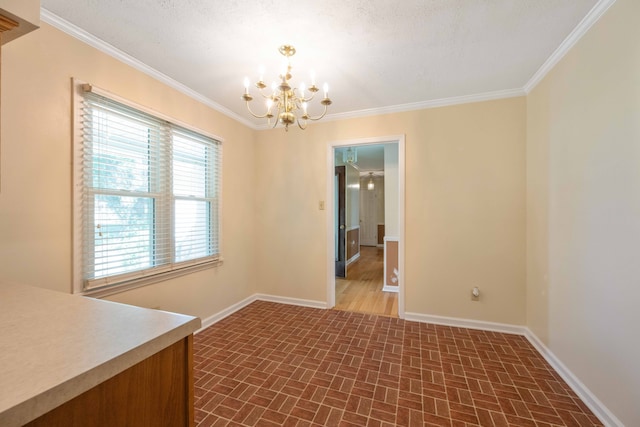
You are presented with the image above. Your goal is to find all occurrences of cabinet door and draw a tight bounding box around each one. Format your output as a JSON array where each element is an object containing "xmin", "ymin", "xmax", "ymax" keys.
[{"xmin": 26, "ymin": 335, "xmax": 194, "ymax": 427}]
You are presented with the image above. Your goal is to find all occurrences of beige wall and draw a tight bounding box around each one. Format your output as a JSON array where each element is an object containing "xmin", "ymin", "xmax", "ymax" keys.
[
  {"xmin": 2, "ymin": 8, "xmax": 635, "ymax": 423},
  {"xmin": 5, "ymin": 9, "xmax": 631, "ymax": 423},
  {"xmin": 0, "ymin": 23, "xmax": 257, "ymax": 320},
  {"xmin": 255, "ymin": 98, "xmax": 527, "ymax": 324},
  {"xmin": 526, "ymin": 0, "xmax": 640, "ymax": 424}
]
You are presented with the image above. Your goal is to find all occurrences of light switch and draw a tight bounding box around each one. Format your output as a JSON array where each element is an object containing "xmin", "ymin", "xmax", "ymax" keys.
[{"xmin": 319, "ymin": 201, "xmax": 325, "ymax": 210}]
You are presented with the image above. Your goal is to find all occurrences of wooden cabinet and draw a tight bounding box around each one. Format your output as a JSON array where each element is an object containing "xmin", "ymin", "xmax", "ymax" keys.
[
  {"xmin": 0, "ymin": 282, "xmax": 200, "ymax": 427},
  {"xmin": 25, "ymin": 336, "xmax": 195, "ymax": 427}
]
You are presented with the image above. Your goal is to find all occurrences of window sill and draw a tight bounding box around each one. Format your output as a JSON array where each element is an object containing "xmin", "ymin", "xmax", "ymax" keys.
[{"xmin": 79, "ymin": 258, "xmax": 223, "ymax": 299}]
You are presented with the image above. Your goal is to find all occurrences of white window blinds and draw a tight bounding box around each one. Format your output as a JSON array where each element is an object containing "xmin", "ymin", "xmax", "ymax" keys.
[{"xmin": 78, "ymin": 87, "xmax": 221, "ymax": 292}]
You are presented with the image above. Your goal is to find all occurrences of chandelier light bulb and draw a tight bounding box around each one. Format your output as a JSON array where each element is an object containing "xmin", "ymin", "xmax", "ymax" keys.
[
  {"xmin": 323, "ymin": 83, "xmax": 329, "ymax": 98},
  {"xmin": 258, "ymin": 65, "xmax": 265, "ymax": 82},
  {"xmin": 310, "ymin": 70, "xmax": 316, "ymax": 86},
  {"xmin": 243, "ymin": 77, "xmax": 249, "ymax": 92},
  {"xmin": 300, "ymin": 82, "xmax": 305, "ymax": 99}
]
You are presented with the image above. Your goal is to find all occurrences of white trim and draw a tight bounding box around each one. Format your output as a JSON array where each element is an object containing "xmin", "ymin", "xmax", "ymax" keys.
[
  {"xmin": 523, "ymin": 329, "xmax": 623, "ymax": 427},
  {"xmin": 404, "ymin": 312, "xmax": 526, "ymax": 335},
  {"xmin": 258, "ymin": 89, "xmax": 525, "ymax": 130},
  {"xmin": 523, "ymin": 0, "xmax": 617, "ymax": 93},
  {"xmin": 40, "ymin": 8, "xmax": 256, "ymax": 130},
  {"xmin": 346, "ymin": 225, "xmax": 360, "ymax": 231},
  {"xmin": 88, "ymin": 260, "xmax": 223, "ymax": 299},
  {"xmin": 196, "ymin": 294, "xmax": 258, "ymax": 333},
  {"xmin": 401, "ymin": 310, "xmax": 619, "ymax": 427},
  {"xmin": 253, "ymin": 294, "xmax": 327, "ymax": 309},
  {"xmin": 81, "ymin": 83, "xmax": 225, "ymax": 142},
  {"xmin": 196, "ymin": 293, "xmax": 326, "ymax": 333},
  {"xmin": 396, "ymin": 138, "xmax": 405, "ymax": 319},
  {"xmin": 327, "ymin": 135, "xmax": 405, "ymax": 318},
  {"xmin": 382, "ymin": 285, "xmax": 399, "ymax": 293},
  {"xmin": 72, "ymin": 78, "xmax": 224, "ymax": 296},
  {"xmin": 43, "ymin": 2, "xmax": 615, "ymax": 130},
  {"xmin": 195, "ymin": 294, "xmax": 618, "ymax": 426},
  {"xmin": 44, "ymin": 6, "xmax": 522, "ymax": 132},
  {"xmin": 346, "ymin": 252, "xmax": 360, "ymax": 266}
]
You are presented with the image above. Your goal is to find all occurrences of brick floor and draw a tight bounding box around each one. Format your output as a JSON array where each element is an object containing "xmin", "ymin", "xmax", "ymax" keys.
[{"xmin": 193, "ymin": 301, "xmax": 602, "ymax": 426}]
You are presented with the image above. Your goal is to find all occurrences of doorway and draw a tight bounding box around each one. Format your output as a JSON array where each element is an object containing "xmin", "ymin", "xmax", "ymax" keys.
[{"xmin": 326, "ymin": 135, "xmax": 405, "ymax": 318}]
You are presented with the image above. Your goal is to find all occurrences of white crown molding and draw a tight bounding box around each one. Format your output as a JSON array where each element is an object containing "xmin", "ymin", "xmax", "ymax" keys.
[
  {"xmin": 42, "ymin": 0, "xmax": 614, "ymax": 130},
  {"xmin": 254, "ymin": 87, "xmax": 526, "ymax": 130},
  {"xmin": 523, "ymin": 329, "xmax": 623, "ymax": 427},
  {"xmin": 523, "ymin": 0, "xmax": 617, "ymax": 93},
  {"xmin": 324, "ymin": 88, "xmax": 526, "ymax": 123},
  {"xmin": 40, "ymin": 8, "xmax": 258, "ymax": 130}
]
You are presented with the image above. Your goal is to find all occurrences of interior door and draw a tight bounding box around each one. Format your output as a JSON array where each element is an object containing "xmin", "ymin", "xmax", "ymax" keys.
[
  {"xmin": 335, "ymin": 165, "xmax": 346, "ymax": 278},
  {"xmin": 360, "ymin": 183, "xmax": 378, "ymax": 246}
]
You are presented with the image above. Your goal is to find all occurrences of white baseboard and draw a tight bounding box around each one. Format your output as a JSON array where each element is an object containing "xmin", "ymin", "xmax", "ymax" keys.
[
  {"xmin": 196, "ymin": 295, "xmax": 619, "ymax": 426},
  {"xmin": 254, "ymin": 293, "xmax": 327, "ymax": 309},
  {"xmin": 404, "ymin": 311, "xmax": 526, "ymax": 335},
  {"xmin": 196, "ymin": 293, "xmax": 327, "ymax": 333},
  {"xmin": 523, "ymin": 329, "xmax": 623, "ymax": 427},
  {"xmin": 402, "ymin": 311, "xmax": 619, "ymax": 426},
  {"xmin": 346, "ymin": 253, "xmax": 360, "ymax": 266},
  {"xmin": 382, "ymin": 285, "xmax": 399, "ymax": 293},
  {"xmin": 196, "ymin": 294, "xmax": 258, "ymax": 332}
]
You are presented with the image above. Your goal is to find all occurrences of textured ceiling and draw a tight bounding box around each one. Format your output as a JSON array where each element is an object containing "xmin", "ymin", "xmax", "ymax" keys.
[{"xmin": 41, "ymin": 0, "xmax": 599, "ymax": 128}]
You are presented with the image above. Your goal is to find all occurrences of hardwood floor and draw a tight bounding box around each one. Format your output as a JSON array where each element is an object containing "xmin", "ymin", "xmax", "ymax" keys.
[{"xmin": 334, "ymin": 246, "xmax": 398, "ymax": 317}]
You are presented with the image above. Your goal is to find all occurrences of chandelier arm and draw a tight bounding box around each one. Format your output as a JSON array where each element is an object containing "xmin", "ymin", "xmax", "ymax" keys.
[
  {"xmin": 296, "ymin": 117, "xmax": 307, "ymax": 130},
  {"xmin": 244, "ymin": 100, "xmax": 273, "ymax": 119},
  {"xmin": 300, "ymin": 92, "xmax": 316, "ymax": 103},
  {"xmin": 258, "ymin": 87, "xmax": 274, "ymax": 99},
  {"xmin": 306, "ymin": 104, "xmax": 330, "ymax": 121}
]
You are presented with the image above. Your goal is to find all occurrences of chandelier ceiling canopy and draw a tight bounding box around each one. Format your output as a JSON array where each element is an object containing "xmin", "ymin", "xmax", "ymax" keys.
[{"xmin": 242, "ymin": 45, "xmax": 332, "ymax": 131}]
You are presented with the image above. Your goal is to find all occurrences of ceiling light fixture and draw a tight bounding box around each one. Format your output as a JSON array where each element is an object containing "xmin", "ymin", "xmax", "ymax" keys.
[
  {"xmin": 343, "ymin": 148, "xmax": 357, "ymax": 164},
  {"xmin": 367, "ymin": 172, "xmax": 375, "ymax": 191},
  {"xmin": 242, "ymin": 45, "xmax": 332, "ymax": 131}
]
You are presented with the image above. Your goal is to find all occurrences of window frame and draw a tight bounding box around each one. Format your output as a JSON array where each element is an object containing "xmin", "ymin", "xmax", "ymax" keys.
[{"xmin": 72, "ymin": 80, "xmax": 223, "ymax": 297}]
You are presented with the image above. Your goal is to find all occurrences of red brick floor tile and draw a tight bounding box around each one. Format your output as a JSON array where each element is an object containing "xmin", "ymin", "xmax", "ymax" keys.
[{"xmin": 193, "ymin": 301, "xmax": 604, "ymax": 427}]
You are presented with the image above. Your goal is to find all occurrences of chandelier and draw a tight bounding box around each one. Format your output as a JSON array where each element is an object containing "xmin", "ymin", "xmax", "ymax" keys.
[{"xmin": 242, "ymin": 45, "xmax": 332, "ymax": 131}]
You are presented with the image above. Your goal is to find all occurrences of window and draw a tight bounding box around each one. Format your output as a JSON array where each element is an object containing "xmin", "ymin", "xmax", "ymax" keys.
[{"xmin": 75, "ymin": 84, "xmax": 221, "ymax": 294}]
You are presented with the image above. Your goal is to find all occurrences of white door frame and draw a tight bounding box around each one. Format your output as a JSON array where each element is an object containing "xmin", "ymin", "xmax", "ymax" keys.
[{"xmin": 326, "ymin": 135, "xmax": 405, "ymax": 318}]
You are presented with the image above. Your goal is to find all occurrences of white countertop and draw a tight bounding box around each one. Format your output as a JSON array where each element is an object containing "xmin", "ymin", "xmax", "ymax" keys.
[{"xmin": 0, "ymin": 282, "xmax": 201, "ymax": 426}]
